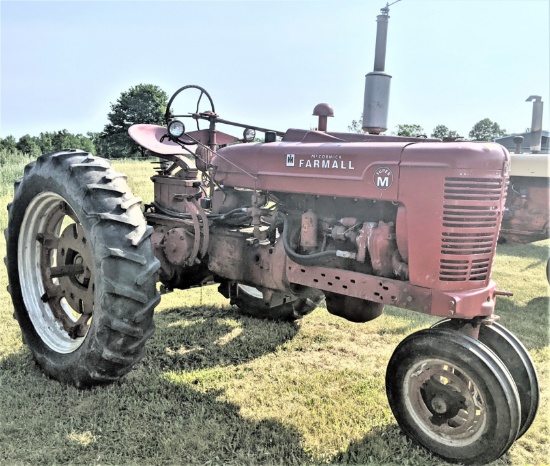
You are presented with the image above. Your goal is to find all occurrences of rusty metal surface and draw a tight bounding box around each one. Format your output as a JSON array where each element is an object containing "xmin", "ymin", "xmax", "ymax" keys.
[
  {"xmin": 285, "ymin": 259, "xmax": 496, "ymax": 318},
  {"xmin": 39, "ymin": 210, "xmax": 94, "ymax": 339},
  {"xmin": 500, "ymin": 176, "xmax": 549, "ymax": 242},
  {"xmin": 286, "ymin": 259, "xmax": 431, "ymax": 313},
  {"xmin": 153, "ymin": 175, "xmax": 200, "ymax": 213},
  {"xmin": 207, "ymin": 230, "xmax": 288, "ymax": 292},
  {"xmin": 363, "ymin": 221, "xmax": 396, "ymax": 277},
  {"xmin": 300, "ymin": 209, "xmax": 318, "ymax": 251},
  {"xmin": 163, "ymin": 228, "xmax": 192, "ymax": 266}
]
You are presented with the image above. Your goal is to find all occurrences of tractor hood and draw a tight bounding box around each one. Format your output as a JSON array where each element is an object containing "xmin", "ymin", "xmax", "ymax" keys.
[{"xmin": 213, "ymin": 133, "xmax": 509, "ymax": 201}]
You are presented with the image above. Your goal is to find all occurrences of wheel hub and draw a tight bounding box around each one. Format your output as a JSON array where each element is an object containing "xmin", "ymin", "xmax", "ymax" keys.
[
  {"xmin": 405, "ymin": 359, "xmax": 486, "ymax": 445},
  {"xmin": 421, "ymin": 377, "xmax": 467, "ymax": 425},
  {"xmin": 32, "ymin": 201, "xmax": 95, "ymax": 340}
]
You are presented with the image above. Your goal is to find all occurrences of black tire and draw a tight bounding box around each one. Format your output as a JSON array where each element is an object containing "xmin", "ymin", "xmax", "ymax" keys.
[
  {"xmin": 5, "ymin": 150, "xmax": 160, "ymax": 387},
  {"xmin": 231, "ymin": 284, "xmax": 322, "ymax": 321},
  {"xmin": 431, "ymin": 319, "xmax": 539, "ymax": 439},
  {"xmin": 386, "ymin": 328, "xmax": 520, "ymax": 464}
]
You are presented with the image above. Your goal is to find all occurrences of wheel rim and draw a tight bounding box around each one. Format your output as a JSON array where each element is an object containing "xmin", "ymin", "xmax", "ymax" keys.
[
  {"xmin": 18, "ymin": 192, "xmax": 94, "ymax": 353},
  {"xmin": 431, "ymin": 319, "xmax": 539, "ymax": 439},
  {"xmin": 404, "ymin": 358, "xmax": 487, "ymax": 447}
]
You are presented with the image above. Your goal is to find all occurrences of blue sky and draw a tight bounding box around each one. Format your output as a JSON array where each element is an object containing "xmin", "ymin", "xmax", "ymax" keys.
[{"xmin": 1, "ymin": 0, "xmax": 549, "ymax": 140}]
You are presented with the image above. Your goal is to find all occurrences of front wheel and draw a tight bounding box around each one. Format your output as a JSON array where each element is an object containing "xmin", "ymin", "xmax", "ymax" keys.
[
  {"xmin": 5, "ymin": 150, "xmax": 160, "ymax": 387},
  {"xmin": 431, "ymin": 320, "xmax": 539, "ymax": 439},
  {"xmin": 386, "ymin": 328, "xmax": 520, "ymax": 464}
]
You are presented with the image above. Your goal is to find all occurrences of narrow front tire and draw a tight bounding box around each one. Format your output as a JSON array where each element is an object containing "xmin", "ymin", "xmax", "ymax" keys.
[{"xmin": 386, "ymin": 328, "xmax": 520, "ymax": 464}]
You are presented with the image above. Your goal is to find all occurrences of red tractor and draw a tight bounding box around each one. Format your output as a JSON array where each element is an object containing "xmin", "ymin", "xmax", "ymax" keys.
[{"xmin": 4, "ymin": 84, "xmax": 539, "ymax": 464}]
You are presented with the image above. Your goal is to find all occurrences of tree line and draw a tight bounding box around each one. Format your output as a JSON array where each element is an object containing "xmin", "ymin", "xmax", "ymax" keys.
[
  {"xmin": 0, "ymin": 84, "xmax": 167, "ymax": 161},
  {"xmin": 1, "ymin": 83, "xmax": 510, "ymax": 161},
  {"xmin": 348, "ymin": 117, "xmax": 507, "ymax": 141}
]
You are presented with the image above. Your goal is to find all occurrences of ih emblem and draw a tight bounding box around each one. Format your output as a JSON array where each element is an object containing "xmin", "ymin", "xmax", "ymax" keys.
[
  {"xmin": 286, "ymin": 154, "xmax": 295, "ymax": 167},
  {"xmin": 374, "ymin": 167, "xmax": 393, "ymax": 190}
]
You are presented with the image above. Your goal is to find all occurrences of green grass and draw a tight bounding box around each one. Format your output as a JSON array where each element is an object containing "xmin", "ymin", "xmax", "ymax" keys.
[{"xmin": 0, "ymin": 155, "xmax": 548, "ymax": 465}]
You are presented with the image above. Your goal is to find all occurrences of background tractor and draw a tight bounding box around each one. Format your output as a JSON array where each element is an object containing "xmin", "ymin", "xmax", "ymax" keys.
[{"xmin": 495, "ymin": 95, "xmax": 549, "ymax": 279}]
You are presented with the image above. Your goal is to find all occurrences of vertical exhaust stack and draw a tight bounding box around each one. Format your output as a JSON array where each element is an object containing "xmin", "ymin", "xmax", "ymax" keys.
[
  {"xmin": 526, "ymin": 95, "xmax": 543, "ymax": 153},
  {"xmin": 362, "ymin": 3, "xmax": 396, "ymax": 134}
]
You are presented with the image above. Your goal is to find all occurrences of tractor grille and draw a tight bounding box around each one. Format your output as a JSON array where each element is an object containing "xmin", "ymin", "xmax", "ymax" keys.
[{"xmin": 439, "ymin": 177, "xmax": 504, "ymax": 282}]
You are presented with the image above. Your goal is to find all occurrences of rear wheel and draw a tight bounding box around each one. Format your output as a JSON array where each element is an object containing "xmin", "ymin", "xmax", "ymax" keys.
[
  {"xmin": 5, "ymin": 150, "xmax": 160, "ymax": 387},
  {"xmin": 230, "ymin": 284, "xmax": 322, "ymax": 321},
  {"xmin": 386, "ymin": 328, "xmax": 520, "ymax": 464}
]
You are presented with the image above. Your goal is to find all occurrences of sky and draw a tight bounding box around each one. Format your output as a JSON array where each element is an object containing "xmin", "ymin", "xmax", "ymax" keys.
[{"xmin": 1, "ymin": 0, "xmax": 549, "ymax": 141}]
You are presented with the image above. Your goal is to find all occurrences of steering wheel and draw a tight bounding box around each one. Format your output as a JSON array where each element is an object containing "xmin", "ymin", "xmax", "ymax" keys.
[{"xmin": 165, "ymin": 85, "xmax": 216, "ymax": 133}]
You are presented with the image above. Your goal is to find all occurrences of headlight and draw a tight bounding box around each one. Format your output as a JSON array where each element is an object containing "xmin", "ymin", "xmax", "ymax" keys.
[
  {"xmin": 243, "ymin": 128, "xmax": 256, "ymax": 142},
  {"xmin": 168, "ymin": 120, "xmax": 185, "ymax": 138}
]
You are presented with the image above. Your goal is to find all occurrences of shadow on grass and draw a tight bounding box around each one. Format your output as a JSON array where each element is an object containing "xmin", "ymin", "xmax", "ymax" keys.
[
  {"xmin": 148, "ymin": 303, "xmax": 301, "ymax": 372},
  {"xmin": 334, "ymin": 424, "xmax": 512, "ymax": 466},
  {"xmin": 0, "ymin": 304, "xmax": 312, "ymax": 465}
]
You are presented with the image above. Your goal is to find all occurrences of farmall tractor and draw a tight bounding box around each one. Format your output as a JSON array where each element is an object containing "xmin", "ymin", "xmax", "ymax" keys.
[
  {"xmin": 4, "ymin": 10, "xmax": 539, "ymax": 466},
  {"xmin": 4, "ymin": 84, "xmax": 539, "ymax": 465}
]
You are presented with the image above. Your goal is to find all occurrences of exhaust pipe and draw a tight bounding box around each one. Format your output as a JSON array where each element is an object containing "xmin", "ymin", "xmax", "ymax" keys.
[
  {"xmin": 526, "ymin": 95, "xmax": 543, "ymax": 153},
  {"xmin": 362, "ymin": 3, "xmax": 396, "ymax": 134}
]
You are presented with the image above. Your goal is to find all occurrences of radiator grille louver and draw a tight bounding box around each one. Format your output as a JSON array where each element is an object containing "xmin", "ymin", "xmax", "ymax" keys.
[{"xmin": 439, "ymin": 177, "xmax": 504, "ymax": 282}]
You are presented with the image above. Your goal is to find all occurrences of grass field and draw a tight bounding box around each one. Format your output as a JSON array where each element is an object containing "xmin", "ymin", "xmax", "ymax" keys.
[{"xmin": 0, "ymin": 155, "xmax": 548, "ymax": 465}]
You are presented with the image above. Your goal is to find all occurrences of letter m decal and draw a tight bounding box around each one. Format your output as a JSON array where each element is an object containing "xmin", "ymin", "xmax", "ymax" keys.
[{"xmin": 377, "ymin": 176, "xmax": 389, "ymax": 188}]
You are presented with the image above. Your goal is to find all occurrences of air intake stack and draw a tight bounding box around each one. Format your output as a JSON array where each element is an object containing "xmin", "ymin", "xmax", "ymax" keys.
[
  {"xmin": 526, "ymin": 95, "xmax": 543, "ymax": 153},
  {"xmin": 362, "ymin": 2, "xmax": 397, "ymax": 134}
]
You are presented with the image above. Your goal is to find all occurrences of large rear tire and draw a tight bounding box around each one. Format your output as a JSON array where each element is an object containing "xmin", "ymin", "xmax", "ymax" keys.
[{"xmin": 5, "ymin": 150, "xmax": 160, "ymax": 387}]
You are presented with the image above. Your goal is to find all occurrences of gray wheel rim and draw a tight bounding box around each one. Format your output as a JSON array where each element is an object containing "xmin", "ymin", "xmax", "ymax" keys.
[
  {"xmin": 18, "ymin": 192, "xmax": 93, "ymax": 353},
  {"xmin": 403, "ymin": 357, "xmax": 487, "ymax": 447}
]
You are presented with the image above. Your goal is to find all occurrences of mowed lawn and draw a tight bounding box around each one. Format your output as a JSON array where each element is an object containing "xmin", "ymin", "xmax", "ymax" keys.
[{"xmin": 0, "ymin": 157, "xmax": 548, "ymax": 465}]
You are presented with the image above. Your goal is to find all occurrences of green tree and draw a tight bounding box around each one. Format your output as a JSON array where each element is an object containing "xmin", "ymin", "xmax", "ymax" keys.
[
  {"xmin": 0, "ymin": 135, "xmax": 17, "ymax": 152},
  {"xmin": 431, "ymin": 124, "xmax": 460, "ymax": 139},
  {"xmin": 51, "ymin": 129, "xmax": 79, "ymax": 150},
  {"xmin": 100, "ymin": 84, "xmax": 168, "ymax": 158},
  {"xmin": 16, "ymin": 134, "xmax": 41, "ymax": 156},
  {"xmin": 76, "ymin": 134, "xmax": 95, "ymax": 153},
  {"xmin": 396, "ymin": 124, "xmax": 425, "ymax": 137},
  {"xmin": 32, "ymin": 130, "xmax": 95, "ymax": 154},
  {"xmin": 87, "ymin": 132, "xmax": 109, "ymax": 158},
  {"xmin": 469, "ymin": 118, "xmax": 506, "ymax": 141},
  {"xmin": 37, "ymin": 132, "xmax": 54, "ymax": 153}
]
